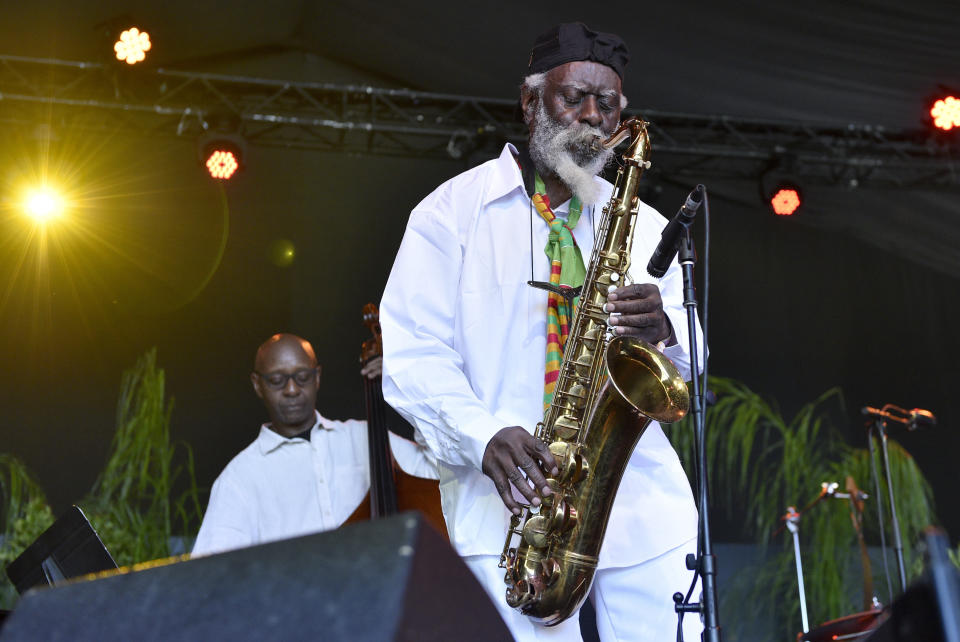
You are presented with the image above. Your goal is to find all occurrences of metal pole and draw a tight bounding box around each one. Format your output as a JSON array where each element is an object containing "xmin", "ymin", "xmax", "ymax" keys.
[
  {"xmin": 875, "ymin": 422, "xmax": 908, "ymax": 592},
  {"xmin": 785, "ymin": 511, "xmax": 810, "ymax": 633}
]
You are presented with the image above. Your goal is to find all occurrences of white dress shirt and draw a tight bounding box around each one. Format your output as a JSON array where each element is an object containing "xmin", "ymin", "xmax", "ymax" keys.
[
  {"xmin": 381, "ymin": 143, "xmax": 702, "ymax": 568},
  {"xmin": 192, "ymin": 411, "xmax": 436, "ymax": 556}
]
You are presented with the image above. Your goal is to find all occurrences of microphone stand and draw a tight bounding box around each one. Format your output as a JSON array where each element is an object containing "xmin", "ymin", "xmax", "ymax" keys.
[
  {"xmin": 866, "ymin": 425, "xmax": 895, "ymax": 602},
  {"xmin": 783, "ymin": 507, "xmax": 810, "ymax": 634},
  {"xmin": 772, "ymin": 483, "xmax": 849, "ymax": 636},
  {"xmin": 870, "ymin": 418, "xmax": 908, "ymax": 593},
  {"xmin": 673, "ymin": 225, "xmax": 721, "ymax": 641}
]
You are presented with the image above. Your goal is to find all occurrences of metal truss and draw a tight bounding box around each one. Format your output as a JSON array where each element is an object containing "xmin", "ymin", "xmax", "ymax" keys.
[{"xmin": 1, "ymin": 54, "xmax": 957, "ymax": 188}]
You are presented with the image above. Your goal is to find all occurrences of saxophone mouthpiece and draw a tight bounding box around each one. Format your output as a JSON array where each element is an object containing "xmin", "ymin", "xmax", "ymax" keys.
[{"xmin": 596, "ymin": 118, "xmax": 646, "ymax": 151}]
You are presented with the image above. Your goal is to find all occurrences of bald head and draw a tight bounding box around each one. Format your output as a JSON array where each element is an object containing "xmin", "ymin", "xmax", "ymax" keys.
[
  {"xmin": 251, "ymin": 333, "xmax": 321, "ymax": 438},
  {"xmin": 254, "ymin": 333, "xmax": 317, "ymax": 372}
]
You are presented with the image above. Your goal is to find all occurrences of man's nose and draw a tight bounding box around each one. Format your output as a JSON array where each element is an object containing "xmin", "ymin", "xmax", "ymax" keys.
[
  {"xmin": 578, "ymin": 95, "xmax": 603, "ymax": 128},
  {"xmin": 282, "ymin": 377, "xmax": 300, "ymax": 395}
]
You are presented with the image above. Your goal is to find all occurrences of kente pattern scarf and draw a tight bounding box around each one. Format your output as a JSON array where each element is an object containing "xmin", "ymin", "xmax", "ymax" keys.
[{"xmin": 533, "ymin": 174, "xmax": 586, "ymax": 410}]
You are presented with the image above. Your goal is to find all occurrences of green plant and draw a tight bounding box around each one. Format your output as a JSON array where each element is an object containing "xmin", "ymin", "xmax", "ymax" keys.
[
  {"xmin": 669, "ymin": 377, "xmax": 936, "ymax": 639},
  {"xmin": 0, "ymin": 348, "xmax": 203, "ymax": 610},
  {"xmin": 79, "ymin": 348, "xmax": 202, "ymax": 565},
  {"xmin": 0, "ymin": 456, "xmax": 54, "ymax": 609}
]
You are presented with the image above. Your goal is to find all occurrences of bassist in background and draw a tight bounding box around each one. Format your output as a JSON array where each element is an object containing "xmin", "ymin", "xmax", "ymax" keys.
[{"xmin": 191, "ymin": 333, "xmax": 436, "ymax": 557}]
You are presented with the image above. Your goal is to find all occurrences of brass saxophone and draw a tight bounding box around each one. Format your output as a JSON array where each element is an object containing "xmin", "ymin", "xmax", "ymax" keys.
[{"xmin": 499, "ymin": 117, "xmax": 691, "ymax": 626}]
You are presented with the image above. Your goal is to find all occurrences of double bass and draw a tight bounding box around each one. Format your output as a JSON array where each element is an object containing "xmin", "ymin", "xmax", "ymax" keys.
[{"xmin": 345, "ymin": 303, "xmax": 446, "ymax": 536}]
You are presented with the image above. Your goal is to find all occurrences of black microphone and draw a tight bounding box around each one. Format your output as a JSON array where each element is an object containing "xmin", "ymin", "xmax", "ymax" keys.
[{"xmin": 646, "ymin": 184, "xmax": 705, "ymax": 278}]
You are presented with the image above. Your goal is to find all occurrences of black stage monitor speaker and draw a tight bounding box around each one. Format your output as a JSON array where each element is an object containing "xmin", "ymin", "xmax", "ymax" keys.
[
  {"xmin": 865, "ymin": 528, "xmax": 960, "ymax": 642},
  {"xmin": 4, "ymin": 505, "xmax": 116, "ymax": 594},
  {"xmin": 0, "ymin": 512, "xmax": 512, "ymax": 641}
]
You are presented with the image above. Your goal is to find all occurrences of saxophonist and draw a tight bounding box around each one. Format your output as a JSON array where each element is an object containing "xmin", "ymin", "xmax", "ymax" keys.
[{"xmin": 381, "ymin": 23, "xmax": 703, "ymax": 641}]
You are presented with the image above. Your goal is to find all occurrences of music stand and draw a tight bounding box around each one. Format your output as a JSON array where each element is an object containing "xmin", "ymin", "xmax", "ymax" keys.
[{"xmin": 4, "ymin": 506, "xmax": 117, "ymax": 595}]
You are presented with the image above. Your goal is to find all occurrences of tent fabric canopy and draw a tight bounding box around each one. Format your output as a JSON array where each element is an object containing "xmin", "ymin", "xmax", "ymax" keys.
[{"xmin": 6, "ymin": 0, "xmax": 954, "ymax": 273}]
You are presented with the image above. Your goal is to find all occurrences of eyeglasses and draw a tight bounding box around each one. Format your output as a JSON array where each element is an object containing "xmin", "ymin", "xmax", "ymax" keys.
[{"xmin": 255, "ymin": 368, "xmax": 318, "ymax": 390}]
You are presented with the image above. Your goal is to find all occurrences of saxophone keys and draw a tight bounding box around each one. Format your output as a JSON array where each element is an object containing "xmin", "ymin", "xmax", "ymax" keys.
[
  {"xmin": 506, "ymin": 579, "xmax": 537, "ymax": 608},
  {"xmin": 565, "ymin": 383, "xmax": 588, "ymax": 409},
  {"xmin": 549, "ymin": 499, "xmax": 578, "ymax": 533},
  {"xmin": 553, "ymin": 415, "xmax": 580, "ymax": 440},
  {"xmin": 503, "ymin": 554, "xmax": 519, "ymax": 584},
  {"xmin": 521, "ymin": 515, "xmax": 550, "ymax": 548},
  {"xmin": 576, "ymin": 454, "xmax": 590, "ymax": 482},
  {"xmin": 565, "ymin": 503, "xmax": 579, "ymax": 529},
  {"xmin": 548, "ymin": 441, "xmax": 580, "ymax": 483},
  {"xmin": 541, "ymin": 558, "xmax": 562, "ymax": 586},
  {"xmin": 582, "ymin": 327, "xmax": 600, "ymax": 351},
  {"xmin": 545, "ymin": 477, "xmax": 562, "ymax": 496}
]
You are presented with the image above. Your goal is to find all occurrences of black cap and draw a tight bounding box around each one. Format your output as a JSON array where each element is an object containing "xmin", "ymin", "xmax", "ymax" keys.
[{"xmin": 527, "ymin": 22, "xmax": 629, "ymax": 80}]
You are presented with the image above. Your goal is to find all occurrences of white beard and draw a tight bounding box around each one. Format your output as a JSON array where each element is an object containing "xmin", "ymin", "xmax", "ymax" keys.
[{"xmin": 528, "ymin": 100, "xmax": 615, "ymax": 205}]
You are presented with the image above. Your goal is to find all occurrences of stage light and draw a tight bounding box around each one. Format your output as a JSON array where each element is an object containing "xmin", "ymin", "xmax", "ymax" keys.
[
  {"xmin": 760, "ymin": 161, "xmax": 805, "ymax": 217},
  {"xmin": 22, "ymin": 187, "xmax": 66, "ymax": 223},
  {"xmin": 205, "ymin": 148, "xmax": 240, "ymax": 180},
  {"xmin": 197, "ymin": 125, "xmax": 246, "ymax": 181},
  {"xmin": 114, "ymin": 27, "xmax": 151, "ymax": 65},
  {"xmin": 771, "ymin": 187, "xmax": 801, "ymax": 216},
  {"xmin": 930, "ymin": 95, "xmax": 960, "ymax": 131}
]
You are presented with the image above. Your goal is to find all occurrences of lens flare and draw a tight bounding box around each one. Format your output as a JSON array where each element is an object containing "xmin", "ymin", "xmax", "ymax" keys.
[
  {"xmin": 22, "ymin": 187, "xmax": 66, "ymax": 223},
  {"xmin": 268, "ymin": 239, "xmax": 296, "ymax": 267}
]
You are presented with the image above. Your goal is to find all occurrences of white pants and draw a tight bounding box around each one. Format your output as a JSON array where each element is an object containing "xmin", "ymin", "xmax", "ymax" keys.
[{"xmin": 464, "ymin": 537, "xmax": 703, "ymax": 642}]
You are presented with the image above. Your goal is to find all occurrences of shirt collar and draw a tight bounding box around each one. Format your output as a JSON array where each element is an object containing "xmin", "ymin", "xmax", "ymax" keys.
[
  {"xmin": 482, "ymin": 143, "xmax": 592, "ymax": 217},
  {"xmin": 257, "ymin": 410, "xmax": 332, "ymax": 455},
  {"xmin": 482, "ymin": 143, "xmax": 526, "ymax": 207}
]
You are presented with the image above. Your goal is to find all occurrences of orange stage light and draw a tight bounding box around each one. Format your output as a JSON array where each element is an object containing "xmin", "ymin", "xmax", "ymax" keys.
[
  {"xmin": 114, "ymin": 27, "xmax": 152, "ymax": 65},
  {"xmin": 205, "ymin": 149, "xmax": 240, "ymax": 180},
  {"xmin": 771, "ymin": 188, "xmax": 801, "ymax": 216}
]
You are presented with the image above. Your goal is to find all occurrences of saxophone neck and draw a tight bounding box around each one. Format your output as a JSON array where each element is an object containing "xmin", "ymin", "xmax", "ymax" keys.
[{"xmin": 596, "ymin": 117, "xmax": 651, "ymax": 168}]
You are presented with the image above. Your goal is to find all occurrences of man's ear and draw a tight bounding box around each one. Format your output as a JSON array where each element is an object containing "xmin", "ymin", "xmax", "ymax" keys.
[
  {"xmin": 520, "ymin": 87, "xmax": 538, "ymax": 125},
  {"xmin": 315, "ymin": 364, "xmax": 322, "ymax": 386},
  {"xmin": 251, "ymin": 372, "xmax": 265, "ymax": 399}
]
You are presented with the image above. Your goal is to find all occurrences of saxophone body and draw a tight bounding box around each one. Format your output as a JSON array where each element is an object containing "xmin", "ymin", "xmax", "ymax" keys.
[{"xmin": 499, "ymin": 118, "xmax": 691, "ymax": 626}]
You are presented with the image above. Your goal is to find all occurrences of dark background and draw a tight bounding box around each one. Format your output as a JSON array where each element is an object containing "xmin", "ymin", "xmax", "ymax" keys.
[{"xmin": 0, "ymin": 1, "xmax": 957, "ymax": 545}]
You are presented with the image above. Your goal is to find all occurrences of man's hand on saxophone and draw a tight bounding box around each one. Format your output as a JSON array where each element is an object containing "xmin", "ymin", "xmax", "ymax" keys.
[
  {"xmin": 604, "ymin": 283, "xmax": 676, "ymax": 346},
  {"xmin": 482, "ymin": 427, "xmax": 559, "ymax": 515}
]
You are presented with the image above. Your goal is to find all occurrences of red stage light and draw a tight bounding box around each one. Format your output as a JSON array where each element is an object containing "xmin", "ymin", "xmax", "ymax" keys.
[
  {"xmin": 771, "ymin": 188, "xmax": 801, "ymax": 216},
  {"xmin": 205, "ymin": 149, "xmax": 239, "ymax": 180},
  {"xmin": 930, "ymin": 96, "xmax": 960, "ymax": 131}
]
